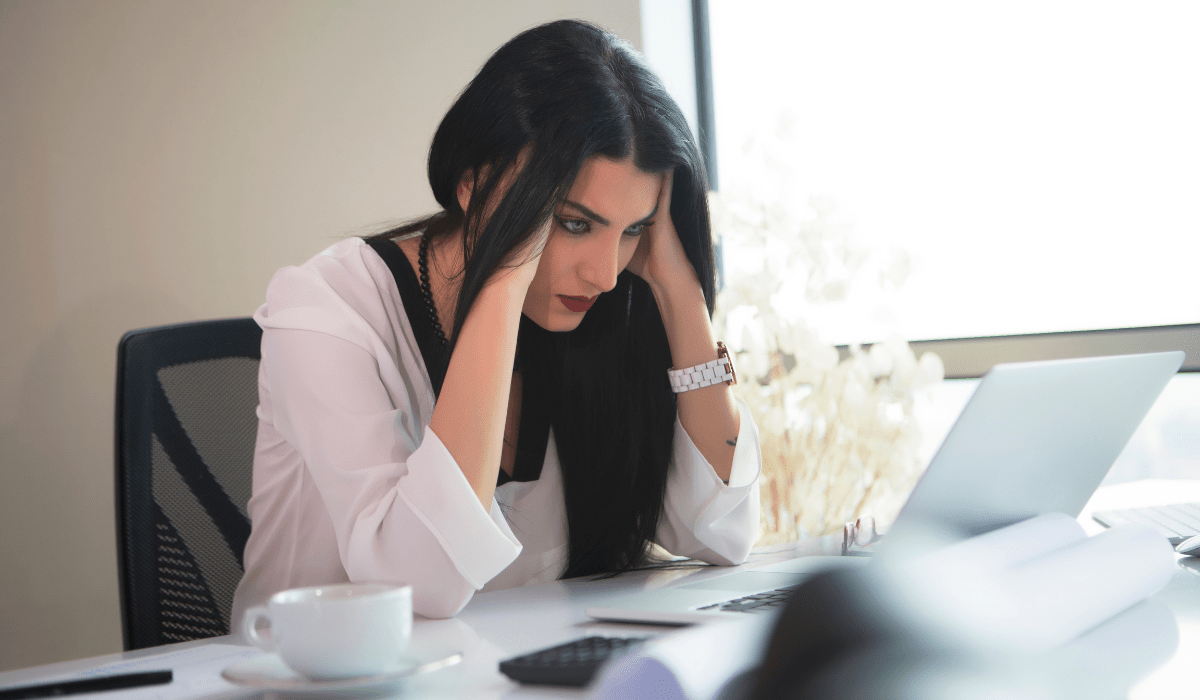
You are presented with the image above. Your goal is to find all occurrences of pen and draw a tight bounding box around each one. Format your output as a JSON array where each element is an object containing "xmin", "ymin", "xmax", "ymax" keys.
[{"xmin": 0, "ymin": 670, "xmax": 172, "ymax": 699}]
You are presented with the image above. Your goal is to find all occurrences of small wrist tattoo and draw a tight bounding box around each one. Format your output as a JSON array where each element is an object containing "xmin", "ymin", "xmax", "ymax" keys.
[{"xmin": 726, "ymin": 437, "xmax": 738, "ymax": 447}]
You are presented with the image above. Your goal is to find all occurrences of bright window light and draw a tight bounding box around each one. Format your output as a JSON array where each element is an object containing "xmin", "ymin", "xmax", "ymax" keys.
[{"xmin": 709, "ymin": 1, "xmax": 1200, "ymax": 345}]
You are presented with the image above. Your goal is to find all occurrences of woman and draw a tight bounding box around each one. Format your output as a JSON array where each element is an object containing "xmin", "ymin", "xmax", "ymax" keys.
[{"xmin": 232, "ymin": 19, "xmax": 761, "ymax": 622}]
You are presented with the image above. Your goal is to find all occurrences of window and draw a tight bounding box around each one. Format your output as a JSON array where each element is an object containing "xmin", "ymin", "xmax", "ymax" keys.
[{"xmin": 707, "ymin": 1, "xmax": 1200, "ymax": 347}]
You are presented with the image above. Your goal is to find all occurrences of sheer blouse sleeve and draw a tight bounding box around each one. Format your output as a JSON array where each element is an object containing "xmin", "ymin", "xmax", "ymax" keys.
[
  {"xmin": 254, "ymin": 255, "xmax": 522, "ymax": 618},
  {"xmin": 655, "ymin": 395, "xmax": 762, "ymax": 565}
]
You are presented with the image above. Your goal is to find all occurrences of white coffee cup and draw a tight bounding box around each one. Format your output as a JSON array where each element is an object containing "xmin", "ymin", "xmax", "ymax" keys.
[{"xmin": 242, "ymin": 583, "xmax": 413, "ymax": 679}]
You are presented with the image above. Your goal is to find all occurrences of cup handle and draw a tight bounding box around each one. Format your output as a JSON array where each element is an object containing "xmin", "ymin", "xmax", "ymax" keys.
[{"xmin": 242, "ymin": 605, "xmax": 273, "ymax": 651}]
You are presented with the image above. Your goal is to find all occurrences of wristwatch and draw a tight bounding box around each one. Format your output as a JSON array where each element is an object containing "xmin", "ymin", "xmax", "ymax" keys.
[{"xmin": 668, "ymin": 342, "xmax": 738, "ymax": 393}]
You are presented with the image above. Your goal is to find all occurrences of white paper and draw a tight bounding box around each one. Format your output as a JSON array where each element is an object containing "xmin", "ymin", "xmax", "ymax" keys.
[
  {"xmin": 896, "ymin": 517, "xmax": 1176, "ymax": 653},
  {"xmin": 995, "ymin": 523, "xmax": 1176, "ymax": 649},
  {"xmin": 589, "ymin": 615, "xmax": 773, "ymax": 700},
  {"xmin": 915, "ymin": 511, "xmax": 1088, "ymax": 575}
]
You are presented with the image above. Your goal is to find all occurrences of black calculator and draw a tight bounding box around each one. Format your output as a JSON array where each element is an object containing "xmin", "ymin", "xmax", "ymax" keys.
[{"xmin": 498, "ymin": 635, "xmax": 649, "ymax": 687}]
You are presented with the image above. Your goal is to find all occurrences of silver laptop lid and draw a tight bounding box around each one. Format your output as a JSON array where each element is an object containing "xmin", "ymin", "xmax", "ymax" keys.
[{"xmin": 885, "ymin": 351, "xmax": 1184, "ymax": 549}]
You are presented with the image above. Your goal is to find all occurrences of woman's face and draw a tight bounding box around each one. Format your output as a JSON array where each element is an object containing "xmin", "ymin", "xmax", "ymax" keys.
[{"xmin": 522, "ymin": 156, "xmax": 663, "ymax": 331}]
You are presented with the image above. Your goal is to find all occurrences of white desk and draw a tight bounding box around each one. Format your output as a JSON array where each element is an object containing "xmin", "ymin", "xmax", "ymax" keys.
[
  {"xmin": 3, "ymin": 480, "xmax": 1199, "ymax": 699},
  {"xmin": 0, "ymin": 535, "xmax": 839, "ymax": 699},
  {"xmin": 1079, "ymin": 480, "xmax": 1200, "ymax": 699}
]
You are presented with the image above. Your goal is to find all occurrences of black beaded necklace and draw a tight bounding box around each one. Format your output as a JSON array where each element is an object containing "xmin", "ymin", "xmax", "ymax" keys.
[{"xmin": 417, "ymin": 231, "xmax": 450, "ymax": 348}]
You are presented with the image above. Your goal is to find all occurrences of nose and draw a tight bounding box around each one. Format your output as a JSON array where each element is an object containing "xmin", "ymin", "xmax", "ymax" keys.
[{"xmin": 577, "ymin": 235, "xmax": 622, "ymax": 294}]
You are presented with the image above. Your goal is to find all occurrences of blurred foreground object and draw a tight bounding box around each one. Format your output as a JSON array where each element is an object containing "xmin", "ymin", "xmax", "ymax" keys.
[
  {"xmin": 591, "ymin": 516, "xmax": 1177, "ymax": 700},
  {"xmin": 751, "ymin": 516, "xmax": 1177, "ymax": 700}
]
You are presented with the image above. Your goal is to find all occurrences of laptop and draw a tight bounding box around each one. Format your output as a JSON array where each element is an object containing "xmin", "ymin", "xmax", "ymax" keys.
[{"xmin": 586, "ymin": 351, "xmax": 1185, "ymax": 624}]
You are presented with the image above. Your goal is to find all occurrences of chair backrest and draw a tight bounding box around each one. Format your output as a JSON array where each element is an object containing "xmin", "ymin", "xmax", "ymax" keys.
[{"xmin": 115, "ymin": 318, "xmax": 261, "ymax": 650}]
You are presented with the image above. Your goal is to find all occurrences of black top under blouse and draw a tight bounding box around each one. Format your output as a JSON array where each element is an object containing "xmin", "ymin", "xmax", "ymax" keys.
[{"xmin": 366, "ymin": 236, "xmax": 549, "ymax": 486}]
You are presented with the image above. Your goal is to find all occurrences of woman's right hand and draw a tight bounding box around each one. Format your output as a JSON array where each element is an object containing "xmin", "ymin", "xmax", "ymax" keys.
[{"xmin": 487, "ymin": 214, "xmax": 553, "ymax": 294}]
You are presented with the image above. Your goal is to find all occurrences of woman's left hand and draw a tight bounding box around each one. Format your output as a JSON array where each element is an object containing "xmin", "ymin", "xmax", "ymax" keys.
[{"xmin": 627, "ymin": 169, "xmax": 701, "ymax": 294}]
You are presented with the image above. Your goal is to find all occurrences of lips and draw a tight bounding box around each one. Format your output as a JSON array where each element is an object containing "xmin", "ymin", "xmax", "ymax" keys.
[{"xmin": 557, "ymin": 294, "xmax": 598, "ymax": 313}]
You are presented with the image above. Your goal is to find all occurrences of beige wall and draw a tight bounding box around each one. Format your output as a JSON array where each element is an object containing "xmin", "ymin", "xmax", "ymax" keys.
[{"xmin": 0, "ymin": 0, "xmax": 641, "ymax": 671}]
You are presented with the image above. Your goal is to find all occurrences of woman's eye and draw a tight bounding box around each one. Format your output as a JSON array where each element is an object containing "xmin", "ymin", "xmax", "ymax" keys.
[
  {"xmin": 624, "ymin": 222, "xmax": 650, "ymax": 237},
  {"xmin": 557, "ymin": 217, "xmax": 590, "ymax": 234}
]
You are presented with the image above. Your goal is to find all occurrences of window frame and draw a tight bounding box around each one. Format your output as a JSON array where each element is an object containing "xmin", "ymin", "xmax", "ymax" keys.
[{"xmin": 841, "ymin": 324, "xmax": 1200, "ymax": 379}]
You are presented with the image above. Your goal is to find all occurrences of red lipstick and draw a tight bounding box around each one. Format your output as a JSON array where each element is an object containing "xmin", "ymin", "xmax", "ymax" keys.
[{"xmin": 557, "ymin": 294, "xmax": 597, "ymax": 313}]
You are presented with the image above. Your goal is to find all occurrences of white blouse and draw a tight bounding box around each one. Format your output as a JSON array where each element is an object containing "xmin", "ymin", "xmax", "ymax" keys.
[{"xmin": 231, "ymin": 237, "xmax": 762, "ymax": 623}]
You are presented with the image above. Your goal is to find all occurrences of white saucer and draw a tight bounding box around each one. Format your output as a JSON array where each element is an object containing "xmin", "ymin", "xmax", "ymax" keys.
[{"xmin": 221, "ymin": 650, "xmax": 462, "ymax": 692}]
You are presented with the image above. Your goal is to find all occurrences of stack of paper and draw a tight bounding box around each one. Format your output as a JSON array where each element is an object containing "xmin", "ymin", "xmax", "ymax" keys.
[{"xmin": 894, "ymin": 513, "xmax": 1175, "ymax": 652}]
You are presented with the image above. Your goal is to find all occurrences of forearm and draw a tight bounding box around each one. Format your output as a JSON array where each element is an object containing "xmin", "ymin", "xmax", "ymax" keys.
[
  {"xmin": 429, "ymin": 281, "xmax": 526, "ymax": 509},
  {"xmin": 649, "ymin": 279, "xmax": 740, "ymax": 483}
]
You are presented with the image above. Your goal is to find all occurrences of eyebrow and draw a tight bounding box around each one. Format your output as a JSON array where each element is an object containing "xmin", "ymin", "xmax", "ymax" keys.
[{"xmin": 562, "ymin": 200, "xmax": 659, "ymax": 228}]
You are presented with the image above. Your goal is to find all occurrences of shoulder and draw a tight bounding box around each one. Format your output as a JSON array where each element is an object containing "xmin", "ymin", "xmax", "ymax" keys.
[
  {"xmin": 266, "ymin": 237, "xmax": 386, "ymax": 302},
  {"xmin": 256, "ymin": 237, "xmax": 407, "ymax": 353}
]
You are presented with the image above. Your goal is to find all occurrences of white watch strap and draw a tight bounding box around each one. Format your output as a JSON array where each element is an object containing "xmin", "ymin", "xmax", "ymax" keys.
[{"xmin": 668, "ymin": 356, "xmax": 734, "ymax": 393}]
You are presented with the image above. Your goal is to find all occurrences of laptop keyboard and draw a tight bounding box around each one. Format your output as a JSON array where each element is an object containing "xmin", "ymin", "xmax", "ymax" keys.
[
  {"xmin": 695, "ymin": 582, "xmax": 805, "ymax": 614},
  {"xmin": 1093, "ymin": 502, "xmax": 1200, "ymax": 545}
]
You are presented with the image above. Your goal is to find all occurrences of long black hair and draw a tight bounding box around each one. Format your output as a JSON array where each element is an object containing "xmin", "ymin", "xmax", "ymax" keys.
[{"xmin": 369, "ymin": 19, "xmax": 717, "ymax": 578}]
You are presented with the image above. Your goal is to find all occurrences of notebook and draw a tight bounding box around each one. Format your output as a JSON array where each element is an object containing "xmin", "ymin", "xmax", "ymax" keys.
[{"xmin": 586, "ymin": 351, "xmax": 1185, "ymax": 625}]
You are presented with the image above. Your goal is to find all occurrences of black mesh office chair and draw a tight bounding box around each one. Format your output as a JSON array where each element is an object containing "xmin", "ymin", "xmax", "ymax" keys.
[{"xmin": 115, "ymin": 318, "xmax": 261, "ymax": 650}]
